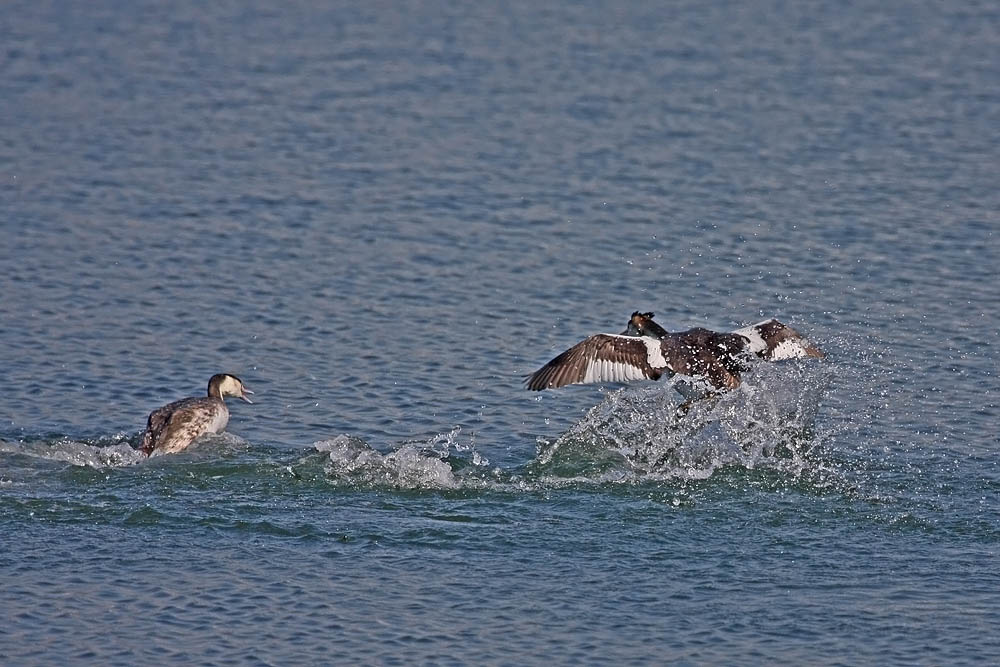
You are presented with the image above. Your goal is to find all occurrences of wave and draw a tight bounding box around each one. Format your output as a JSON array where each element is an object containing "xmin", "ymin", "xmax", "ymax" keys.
[
  {"xmin": 299, "ymin": 360, "xmax": 838, "ymax": 492},
  {"xmin": 0, "ymin": 361, "xmax": 838, "ymax": 494},
  {"xmin": 0, "ymin": 433, "xmax": 148, "ymax": 468},
  {"xmin": 309, "ymin": 427, "xmax": 490, "ymax": 490}
]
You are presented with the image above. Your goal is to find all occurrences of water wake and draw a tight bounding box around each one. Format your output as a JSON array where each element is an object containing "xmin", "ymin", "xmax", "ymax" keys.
[
  {"xmin": 310, "ymin": 427, "xmax": 491, "ymax": 490},
  {"xmin": 0, "ymin": 434, "xmax": 147, "ymax": 468},
  {"xmin": 299, "ymin": 360, "xmax": 838, "ymax": 493},
  {"xmin": 0, "ymin": 432, "xmax": 249, "ymax": 469},
  {"xmin": 0, "ymin": 362, "xmax": 837, "ymax": 493}
]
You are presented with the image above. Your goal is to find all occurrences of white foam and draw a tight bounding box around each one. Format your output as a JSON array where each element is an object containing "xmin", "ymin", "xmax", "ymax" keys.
[
  {"xmin": 314, "ymin": 431, "xmax": 480, "ymax": 490},
  {"xmin": 533, "ymin": 360, "xmax": 834, "ymax": 482},
  {"xmin": 0, "ymin": 438, "xmax": 147, "ymax": 468}
]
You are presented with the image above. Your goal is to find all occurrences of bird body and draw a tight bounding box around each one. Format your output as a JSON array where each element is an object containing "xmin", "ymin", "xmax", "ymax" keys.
[
  {"xmin": 141, "ymin": 374, "xmax": 253, "ymax": 456},
  {"xmin": 526, "ymin": 312, "xmax": 822, "ymax": 394}
]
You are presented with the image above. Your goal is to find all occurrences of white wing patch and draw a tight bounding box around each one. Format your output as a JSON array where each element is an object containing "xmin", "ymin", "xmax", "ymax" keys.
[
  {"xmin": 769, "ymin": 339, "xmax": 812, "ymax": 361},
  {"xmin": 732, "ymin": 319, "xmax": 818, "ymax": 360},
  {"xmin": 577, "ymin": 335, "xmax": 666, "ymax": 384},
  {"xmin": 732, "ymin": 321, "xmax": 769, "ymax": 355},
  {"xmin": 527, "ymin": 332, "xmax": 674, "ymax": 390},
  {"xmin": 582, "ymin": 358, "xmax": 649, "ymax": 384},
  {"xmin": 640, "ymin": 336, "xmax": 667, "ymax": 368},
  {"xmin": 600, "ymin": 334, "xmax": 667, "ymax": 368}
]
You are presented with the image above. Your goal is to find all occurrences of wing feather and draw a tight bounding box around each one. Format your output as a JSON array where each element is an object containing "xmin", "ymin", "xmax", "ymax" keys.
[
  {"xmin": 141, "ymin": 397, "xmax": 220, "ymax": 455},
  {"xmin": 526, "ymin": 334, "xmax": 663, "ymax": 391},
  {"xmin": 141, "ymin": 401, "xmax": 181, "ymax": 455}
]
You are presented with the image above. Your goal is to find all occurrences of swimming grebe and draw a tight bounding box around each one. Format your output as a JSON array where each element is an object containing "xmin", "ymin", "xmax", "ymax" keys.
[{"xmin": 140, "ymin": 373, "xmax": 253, "ymax": 456}]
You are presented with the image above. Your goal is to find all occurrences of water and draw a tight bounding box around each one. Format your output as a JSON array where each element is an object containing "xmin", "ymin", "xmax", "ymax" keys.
[{"xmin": 2, "ymin": 0, "xmax": 999, "ymax": 663}]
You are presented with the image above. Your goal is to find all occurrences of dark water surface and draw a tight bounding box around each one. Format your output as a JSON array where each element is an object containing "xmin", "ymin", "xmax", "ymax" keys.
[{"xmin": 2, "ymin": 0, "xmax": 999, "ymax": 664}]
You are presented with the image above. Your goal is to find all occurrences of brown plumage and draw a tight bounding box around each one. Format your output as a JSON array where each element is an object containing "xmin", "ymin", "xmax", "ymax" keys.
[
  {"xmin": 526, "ymin": 312, "xmax": 822, "ymax": 393},
  {"xmin": 140, "ymin": 374, "xmax": 253, "ymax": 456},
  {"xmin": 525, "ymin": 334, "xmax": 664, "ymax": 391},
  {"xmin": 737, "ymin": 319, "xmax": 825, "ymax": 360}
]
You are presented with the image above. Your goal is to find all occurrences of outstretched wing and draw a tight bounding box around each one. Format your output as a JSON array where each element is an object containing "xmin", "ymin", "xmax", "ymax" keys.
[
  {"xmin": 733, "ymin": 319, "xmax": 824, "ymax": 360},
  {"xmin": 526, "ymin": 334, "xmax": 665, "ymax": 391}
]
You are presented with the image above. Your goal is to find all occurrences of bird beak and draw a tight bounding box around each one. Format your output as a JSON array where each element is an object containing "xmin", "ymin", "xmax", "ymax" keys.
[{"xmin": 241, "ymin": 388, "xmax": 254, "ymax": 404}]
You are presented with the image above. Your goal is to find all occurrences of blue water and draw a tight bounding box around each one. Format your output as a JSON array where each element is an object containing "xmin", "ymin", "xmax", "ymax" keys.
[{"xmin": 2, "ymin": 0, "xmax": 999, "ymax": 663}]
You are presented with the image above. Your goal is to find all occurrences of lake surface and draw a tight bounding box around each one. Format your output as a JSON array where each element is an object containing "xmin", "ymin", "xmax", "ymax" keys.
[{"xmin": 2, "ymin": 0, "xmax": 998, "ymax": 664}]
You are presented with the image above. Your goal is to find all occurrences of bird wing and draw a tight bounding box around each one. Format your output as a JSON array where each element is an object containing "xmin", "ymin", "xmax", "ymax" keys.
[
  {"xmin": 732, "ymin": 319, "xmax": 824, "ymax": 360},
  {"xmin": 141, "ymin": 398, "xmax": 204, "ymax": 455},
  {"xmin": 142, "ymin": 400, "xmax": 179, "ymax": 454},
  {"xmin": 526, "ymin": 334, "xmax": 665, "ymax": 391}
]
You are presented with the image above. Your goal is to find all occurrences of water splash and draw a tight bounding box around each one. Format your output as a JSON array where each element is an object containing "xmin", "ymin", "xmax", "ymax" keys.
[
  {"xmin": 0, "ymin": 357, "xmax": 853, "ymax": 497},
  {"xmin": 0, "ymin": 434, "xmax": 147, "ymax": 468},
  {"xmin": 311, "ymin": 427, "xmax": 490, "ymax": 490},
  {"xmin": 0, "ymin": 431, "xmax": 250, "ymax": 469},
  {"xmin": 530, "ymin": 359, "xmax": 836, "ymax": 485}
]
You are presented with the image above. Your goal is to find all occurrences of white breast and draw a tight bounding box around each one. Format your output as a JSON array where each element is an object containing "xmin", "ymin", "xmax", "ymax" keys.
[{"xmin": 206, "ymin": 404, "xmax": 230, "ymax": 434}]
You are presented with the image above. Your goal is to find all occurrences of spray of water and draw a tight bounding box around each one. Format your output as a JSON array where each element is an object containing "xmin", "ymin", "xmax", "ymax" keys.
[
  {"xmin": 529, "ymin": 359, "xmax": 837, "ymax": 486},
  {"xmin": 312, "ymin": 427, "xmax": 491, "ymax": 490}
]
